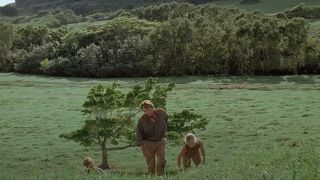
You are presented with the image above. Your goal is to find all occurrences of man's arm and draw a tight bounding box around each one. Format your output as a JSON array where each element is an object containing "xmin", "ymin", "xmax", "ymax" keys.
[
  {"xmin": 163, "ymin": 109, "xmax": 169, "ymax": 125},
  {"xmin": 136, "ymin": 119, "xmax": 143, "ymax": 146},
  {"xmin": 158, "ymin": 108, "xmax": 169, "ymax": 139}
]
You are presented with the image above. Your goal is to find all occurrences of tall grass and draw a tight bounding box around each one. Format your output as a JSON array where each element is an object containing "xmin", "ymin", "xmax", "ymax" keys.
[{"xmin": 0, "ymin": 73, "xmax": 319, "ymax": 179}]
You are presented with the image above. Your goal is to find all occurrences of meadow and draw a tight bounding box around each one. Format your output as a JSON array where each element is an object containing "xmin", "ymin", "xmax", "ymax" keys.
[{"xmin": 0, "ymin": 73, "xmax": 320, "ymax": 179}]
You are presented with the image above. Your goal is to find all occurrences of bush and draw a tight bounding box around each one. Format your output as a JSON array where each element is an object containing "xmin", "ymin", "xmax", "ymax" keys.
[
  {"xmin": 301, "ymin": 37, "xmax": 320, "ymax": 73},
  {"xmin": 14, "ymin": 43, "xmax": 56, "ymax": 74},
  {"xmin": 41, "ymin": 57, "xmax": 72, "ymax": 76},
  {"xmin": 12, "ymin": 16, "xmax": 28, "ymax": 24},
  {"xmin": 102, "ymin": 35, "xmax": 152, "ymax": 77},
  {"xmin": 13, "ymin": 26, "xmax": 50, "ymax": 51},
  {"xmin": 0, "ymin": 22, "xmax": 15, "ymax": 72},
  {"xmin": 72, "ymin": 43, "xmax": 102, "ymax": 77},
  {"xmin": 0, "ymin": 50, "xmax": 14, "ymax": 72}
]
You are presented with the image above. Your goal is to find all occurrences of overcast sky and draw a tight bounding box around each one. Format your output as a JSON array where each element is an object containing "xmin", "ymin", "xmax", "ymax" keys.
[{"xmin": 0, "ymin": 0, "xmax": 15, "ymax": 6}]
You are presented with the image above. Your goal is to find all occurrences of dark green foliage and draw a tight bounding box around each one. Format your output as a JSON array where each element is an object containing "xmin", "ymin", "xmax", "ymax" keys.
[
  {"xmin": 71, "ymin": 43, "xmax": 102, "ymax": 77},
  {"xmin": 3, "ymin": 3, "xmax": 320, "ymax": 76},
  {"xmin": 100, "ymin": 35, "xmax": 152, "ymax": 77},
  {"xmin": 13, "ymin": 26, "xmax": 51, "ymax": 51},
  {"xmin": 167, "ymin": 110, "xmax": 209, "ymax": 141},
  {"xmin": 14, "ymin": 43, "xmax": 57, "ymax": 74},
  {"xmin": 41, "ymin": 57, "xmax": 72, "ymax": 75},
  {"xmin": 301, "ymin": 37, "xmax": 320, "ymax": 73},
  {"xmin": 0, "ymin": 22, "xmax": 15, "ymax": 71}
]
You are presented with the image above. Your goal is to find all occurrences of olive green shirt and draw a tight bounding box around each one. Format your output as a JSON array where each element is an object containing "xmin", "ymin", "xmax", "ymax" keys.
[{"xmin": 136, "ymin": 108, "xmax": 169, "ymax": 146}]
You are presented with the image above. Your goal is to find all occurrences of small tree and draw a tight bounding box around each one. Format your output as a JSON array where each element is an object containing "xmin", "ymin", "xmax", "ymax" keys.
[{"xmin": 60, "ymin": 78, "xmax": 208, "ymax": 169}]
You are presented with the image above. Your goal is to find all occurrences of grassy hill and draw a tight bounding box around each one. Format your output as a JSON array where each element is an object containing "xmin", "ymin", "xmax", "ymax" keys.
[
  {"xmin": 1, "ymin": 1, "xmax": 320, "ymax": 179},
  {"xmin": 1, "ymin": 0, "xmax": 319, "ymax": 31},
  {"xmin": 1, "ymin": 0, "xmax": 320, "ymax": 28},
  {"xmin": 0, "ymin": 73, "xmax": 320, "ymax": 179}
]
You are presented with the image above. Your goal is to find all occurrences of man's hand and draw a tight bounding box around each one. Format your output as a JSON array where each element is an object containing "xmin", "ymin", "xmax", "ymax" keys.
[{"xmin": 127, "ymin": 117, "xmax": 132, "ymax": 122}]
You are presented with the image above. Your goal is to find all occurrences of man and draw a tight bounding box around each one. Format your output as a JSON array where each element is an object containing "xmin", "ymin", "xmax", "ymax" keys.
[{"xmin": 136, "ymin": 100, "xmax": 169, "ymax": 176}]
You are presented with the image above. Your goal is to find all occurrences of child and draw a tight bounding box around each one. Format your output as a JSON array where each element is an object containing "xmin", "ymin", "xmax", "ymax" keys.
[
  {"xmin": 177, "ymin": 133, "xmax": 205, "ymax": 170},
  {"xmin": 83, "ymin": 157, "xmax": 104, "ymax": 174}
]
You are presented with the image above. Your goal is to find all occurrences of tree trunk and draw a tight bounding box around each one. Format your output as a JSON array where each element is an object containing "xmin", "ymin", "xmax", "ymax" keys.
[{"xmin": 99, "ymin": 137, "xmax": 111, "ymax": 169}]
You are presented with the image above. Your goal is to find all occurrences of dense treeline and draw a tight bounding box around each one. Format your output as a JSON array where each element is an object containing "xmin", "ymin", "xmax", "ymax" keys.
[{"xmin": 1, "ymin": 3, "xmax": 320, "ymax": 77}]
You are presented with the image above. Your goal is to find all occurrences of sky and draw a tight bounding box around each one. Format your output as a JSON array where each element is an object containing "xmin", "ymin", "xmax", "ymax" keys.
[{"xmin": 0, "ymin": 0, "xmax": 15, "ymax": 6}]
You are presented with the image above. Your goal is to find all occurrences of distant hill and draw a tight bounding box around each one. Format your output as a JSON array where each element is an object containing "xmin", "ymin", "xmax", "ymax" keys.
[
  {"xmin": 14, "ymin": 0, "xmax": 219, "ymax": 15},
  {"xmin": 12, "ymin": 0, "xmax": 320, "ymax": 15}
]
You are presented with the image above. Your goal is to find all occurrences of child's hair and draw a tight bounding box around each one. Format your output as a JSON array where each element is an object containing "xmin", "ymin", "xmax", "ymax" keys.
[
  {"xmin": 83, "ymin": 157, "xmax": 93, "ymax": 167},
  {"xmin": 184, "ymin": 133, "xmax": 197, "ymax": 144}
]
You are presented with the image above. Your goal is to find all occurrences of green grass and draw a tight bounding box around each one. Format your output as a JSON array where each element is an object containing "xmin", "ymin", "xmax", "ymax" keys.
[{"xmin": 0, "ymin": 73, "xmax": 320, "ymax": 179}]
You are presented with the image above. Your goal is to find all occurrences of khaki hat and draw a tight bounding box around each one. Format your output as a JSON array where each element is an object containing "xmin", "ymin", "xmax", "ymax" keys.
[{"xmin": 140, "ymin": 100, "xmax": 154, "ymax": 109}]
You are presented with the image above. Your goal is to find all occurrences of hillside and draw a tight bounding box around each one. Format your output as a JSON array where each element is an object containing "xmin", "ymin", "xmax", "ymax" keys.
[
  {"xmin": 7, "ymin": 0, "xmax": 320, "ymax": 15},
  {"xmin": 0, "ymin": 73, "xmax": 320, "ymax": 179},
  {"xmin": 0, "ymin": 1, "xmax": 320, "ymax": 178},
  {"xmin": 216, "ymin": 0, "xmax": 320, "ymax": 13},
  {"xmin": 14, "ymin": 0, "xmax": 219, "ymax": 15}
]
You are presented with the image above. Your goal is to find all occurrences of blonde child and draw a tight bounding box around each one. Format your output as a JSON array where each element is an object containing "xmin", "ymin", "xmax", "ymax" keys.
[
  {"xmin": 83, "ymin": 157, "xmax": 103, "ymax": 174},
  {"xmin": 177, "ymin": 133, "xmax": 205, "ymax": 170}
]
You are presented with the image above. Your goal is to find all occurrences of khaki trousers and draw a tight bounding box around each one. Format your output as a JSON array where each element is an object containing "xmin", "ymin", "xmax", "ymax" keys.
[{"xmin": 141, "ymin": 139, "xmax": 166, "ymax": 176}]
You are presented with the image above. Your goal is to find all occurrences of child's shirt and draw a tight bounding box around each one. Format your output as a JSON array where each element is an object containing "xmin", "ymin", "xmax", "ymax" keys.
[{"xmin": 182, "ymin": 138, "xmax": 202, "ymax": 157}]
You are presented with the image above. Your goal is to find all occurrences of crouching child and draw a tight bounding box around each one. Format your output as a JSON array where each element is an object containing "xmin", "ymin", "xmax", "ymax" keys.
[{"xmin": 177, "ymin": 133, "xmax": 205, "ymax": 170}]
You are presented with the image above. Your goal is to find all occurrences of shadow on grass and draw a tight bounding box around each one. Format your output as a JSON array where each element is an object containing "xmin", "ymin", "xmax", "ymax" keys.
[{"xmin": 102, "ymin": 169, "xmax": 179, "ymax": 177}]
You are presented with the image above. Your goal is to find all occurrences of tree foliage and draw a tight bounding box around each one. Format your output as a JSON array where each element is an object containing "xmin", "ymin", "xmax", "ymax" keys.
[
  {"xmin": 2, "ymin": 3, "xmax": 320, "ymax": 76},
  {"xmin": 0, "ymin": 22, "xmax": 15, "ymax": 71}
]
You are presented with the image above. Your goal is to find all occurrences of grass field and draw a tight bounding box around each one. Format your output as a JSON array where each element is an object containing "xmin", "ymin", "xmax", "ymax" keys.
[{"xmin": 0, "ymin": 73, "xmax": 320, "ymax": 179}]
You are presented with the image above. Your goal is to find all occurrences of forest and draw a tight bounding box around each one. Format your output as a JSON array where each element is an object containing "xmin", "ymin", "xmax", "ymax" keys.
[{"xmin": 1, "ymin": 2, "xmax": 320, "ymax": 77}]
